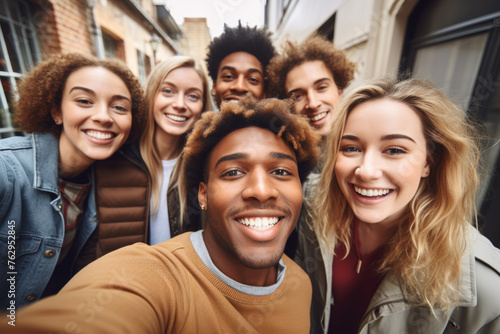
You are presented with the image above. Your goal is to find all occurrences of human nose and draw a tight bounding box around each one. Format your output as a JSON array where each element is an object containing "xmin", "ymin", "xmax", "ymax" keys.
[
  {"xmin": 242, "ymin": 169, "xmax": 279, "ymax": 202},
  {"xmin": 355, "ymin": 152, "xmax": 383, "ymax": 180},
  {"xmin": 231, "ymin": 75, "xmax": 248, "ymax": 92},
  {"xmin": 306, "ymin": 90, "xmax": 321, "ymax": 110},
  {"xmin": 91, "ymin": 103, "xmax": 113, "ymax": 126},
  {"xmin": 173, "ymin": 93, "xmax": 187, "ymax": 111}
]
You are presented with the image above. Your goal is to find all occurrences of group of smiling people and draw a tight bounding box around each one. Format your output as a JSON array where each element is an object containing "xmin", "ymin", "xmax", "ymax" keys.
[{"xmin": 1, "ymin": 23, "xmax": 499, "ymax": 333}]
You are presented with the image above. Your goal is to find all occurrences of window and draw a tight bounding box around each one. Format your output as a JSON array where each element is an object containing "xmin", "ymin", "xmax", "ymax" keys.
[
  {"xmin": 137, "ymin": 49, "xmax": 146, "ymax": 84},
  {"xmin": 145, "ymin": 54, "xmax": 151, "ymax": 77},
  {"xmin": 0, "ymin": 0, "xmax": 40, "ymax": 138},
  {"xmin": 102, "ymin": 30, "xmax": 125, "ymax": 62},
  {"xmin": 412, "ymin": 33, "xmax": 488, "ymax": 109},
  {"xmin": 103, "ymin": 31, "xmax": 117, "ymax": 59}
]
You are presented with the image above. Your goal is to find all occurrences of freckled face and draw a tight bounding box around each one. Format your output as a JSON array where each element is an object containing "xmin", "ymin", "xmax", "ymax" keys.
[
  {"xmin": 199, "ymin": 127, "xmax": 303, "ymax": 278},
  {"xmin": 334, "ymin": 99, "xmax": 430, "ymax": 228}
]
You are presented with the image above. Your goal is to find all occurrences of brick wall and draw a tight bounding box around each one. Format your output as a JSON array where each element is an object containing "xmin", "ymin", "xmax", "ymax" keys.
[
  {"xmin": 50, "ymin": 0, "xmax": 92, "ymax": 55},
  {"xmin": 181, "ymin": 18, "xmax": 211, "ymax": 74},
  {"xmin": 30, "ymin": 1, "xmax": 61, "ymax": 57}
]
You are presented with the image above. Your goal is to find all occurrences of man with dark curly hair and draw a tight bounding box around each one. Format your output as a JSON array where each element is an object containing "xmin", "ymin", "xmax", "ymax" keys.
[
  {"xmin": 206, "ymin": 22, "xmax": 275, "ymax": 107},
  {"xmin": 267, "ymin": 34, "xmax": 356, "ymax": 138},
  {"xmin": 8, "ymin": 96, "xmax": 322, "ymax": 333}
]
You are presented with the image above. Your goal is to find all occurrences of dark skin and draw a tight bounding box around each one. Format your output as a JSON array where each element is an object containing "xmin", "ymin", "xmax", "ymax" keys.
[
  {"xmin": 211, "ymin": 52, "xmax": 265, "ymax": 107},
  {"xmin": 198, "ymin": 127, "xmax": 303, "ymax": 286}
]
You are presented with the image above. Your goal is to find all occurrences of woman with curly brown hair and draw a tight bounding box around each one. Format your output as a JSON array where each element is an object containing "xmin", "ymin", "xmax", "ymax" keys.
[
  {"xmin": 296, "ymin": 78, "xmax": 500, "ymax": 333},
  {"xmin": 0, "ymin": 53, "xmax": 145, "ymax": 310}
]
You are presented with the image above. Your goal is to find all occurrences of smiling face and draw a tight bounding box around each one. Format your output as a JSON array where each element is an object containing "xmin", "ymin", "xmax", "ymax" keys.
[
  {"xmin": 198, "ymin": 127, "xmax": 302, "ymax": 285},
  {"xmin": 334, "ymin": 99, "xmax": 430, "ymax": 229},
  {"xmin": 53, "ymin": 66, "xmax": 132, "ymax": 177},
  {"xmin": 153, "ymin": 66, "xmax": 204, "ymax": 143},
  {"xmin": 285, "ymin": 60, "xmax": 342, "ymax": 137},
  {"xmin": 211, "ymin": 51, "xmax": 264, "ymax": 106}
]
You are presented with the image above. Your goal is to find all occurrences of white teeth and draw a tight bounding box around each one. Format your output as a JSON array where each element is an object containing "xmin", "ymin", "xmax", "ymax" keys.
[
  {"xmin": 354, "ymin": 186, "xmax": 390, "ymax": 197},
  {"xmin": 237, "ymin": 217, "xmax": 279, "ymax": 231},
  {"xmin": 310, "ymin": 112, "xmax": 327, "ymax": 122},
  {"xmin": 86, "ymin": 131, "xmax": 113, "ymax": 140},
  {"xmin": 166, "ymin": 114, "xmax": 187, "ymax": 122}
]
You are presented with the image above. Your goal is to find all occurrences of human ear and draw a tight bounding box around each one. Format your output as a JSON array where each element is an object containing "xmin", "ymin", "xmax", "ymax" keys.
[
  {"xmin": 211, "ymin": 85, "xmax": 216, "ymax": 97},
  {"xmin": 421, "ymin": 162, "xmax": 430, "ymax": 178},
  {"xmin": 198, "ymin": 181, "xmax": 208, "ymax": 210},
  {"xmin": 50, "ymin": 106, "xmax": 62, "ymax": 125}
]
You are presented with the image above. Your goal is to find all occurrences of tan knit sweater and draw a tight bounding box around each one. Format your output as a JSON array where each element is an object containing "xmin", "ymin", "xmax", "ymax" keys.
[{"xmin": 11, "ymin": 232, "xmax": 312, "ymax": 333}]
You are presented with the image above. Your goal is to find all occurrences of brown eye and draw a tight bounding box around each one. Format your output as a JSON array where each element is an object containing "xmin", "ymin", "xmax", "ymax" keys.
[
  {"xmin": 222, "ymin": 170, "xmax": 243, "ymax": 177},
  {"xmin": 272, "ymin": 169, "xmax": 291, "ymax": 176}
]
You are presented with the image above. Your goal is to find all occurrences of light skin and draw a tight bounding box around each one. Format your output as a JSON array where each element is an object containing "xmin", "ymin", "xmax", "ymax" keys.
[
  {"xmin": 51, "ymin": 66, "xmax": 132, "ymax": 179},
  {"xmin": 285, "ymin": 60, "xmax": 342, "ymax": 137},
  {"xmin": 153, "ymin": 66, "xmax": 204, "ymax": 160},
  {"xmin": 211, "ymin": 51, "xmax": 264, "ymax": 107},
  {"xmin": 334, "ymin": 99, "xmax": 430, "ymax": 254},
  {"xmin": 198, "ymin": 127, "xmax": 303, "ymax": 286}
]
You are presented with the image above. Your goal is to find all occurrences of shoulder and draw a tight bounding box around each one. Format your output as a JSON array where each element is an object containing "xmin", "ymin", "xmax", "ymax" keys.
[
  {"xmin": 66, "ymin": 234, "xmax": 194, "ymax": 291},
  {"xmin": 120, "ymin": 140, "xmax": 145, "ymax": 165},
  {"xmin": 474, "ymin": 230, "xmax": 500, "ymax": 274},
  {"xmin": 472, "ymin": 231, "xmax": 500, "ymax": 301},
  {"xmin": 104, "ymin": 233, "xmax": 191, "ymax": 263},
  {"xmin": 0, "ymin": 135, "xmax": 34, "ymax": 182},
  {"xmin": 463, "ymin": 229, "xmax": 500, "ymax": 329},
  {"xmin": 282, "ymin": 254, "xmax": 312, "ymax": 288},
  {"xmin": 0, "ymin": 134, "xmax": 33, "ymax": 151}
]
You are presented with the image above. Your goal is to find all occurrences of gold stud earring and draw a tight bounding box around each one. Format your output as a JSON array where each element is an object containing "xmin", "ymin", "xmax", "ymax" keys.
[{"xmin": 201, "ymin": 204, "xmax": 206, "ymax": 211}]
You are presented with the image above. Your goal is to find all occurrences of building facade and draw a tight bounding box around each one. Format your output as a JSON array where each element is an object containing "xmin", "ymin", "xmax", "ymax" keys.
[
  {"xmin": 179, "ymin": 17, "xmax": 211, "ymax": 76},
  {"xmin": 265, "ymin": 0, "xmax": 500, "ymax": 246},
  {"xmin": 0, "ymin": 0, "xmax": 182, "ymax": 138}
]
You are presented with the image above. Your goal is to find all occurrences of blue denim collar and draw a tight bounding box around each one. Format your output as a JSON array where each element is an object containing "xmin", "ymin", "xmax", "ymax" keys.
[{"xmin": 33, "ymin": 132, "xmax": 60, "ymax": 194}]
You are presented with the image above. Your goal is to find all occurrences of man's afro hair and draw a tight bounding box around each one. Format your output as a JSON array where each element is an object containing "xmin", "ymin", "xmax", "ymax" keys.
[
  {"xmin": 182, "ymin": 95, "xmax": 322, "ymax": 204},
  {"xmin": 206, "ymin": 22, "xmax": 276, "ymax": 82}
]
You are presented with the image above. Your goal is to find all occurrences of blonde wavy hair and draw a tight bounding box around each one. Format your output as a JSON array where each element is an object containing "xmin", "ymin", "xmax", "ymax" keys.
[
  {"xmin": 313, "ymin": 78, "xmax": 480, "ymax": 311},
  {"xmin": 140, "ymin": 56, "xmax": 214, "ymax": 214}
]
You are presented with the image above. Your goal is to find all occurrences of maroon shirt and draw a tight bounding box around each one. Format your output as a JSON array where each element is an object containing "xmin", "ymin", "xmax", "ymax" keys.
[{"xmin": 328, "ymin": 220, "xmax": 385, "ymax": 334}]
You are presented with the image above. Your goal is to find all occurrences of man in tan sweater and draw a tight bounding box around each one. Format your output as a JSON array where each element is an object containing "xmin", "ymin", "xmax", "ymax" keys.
[{"xmin": 5, "ymin": 95, "xmax": 321, "ymax": 333}]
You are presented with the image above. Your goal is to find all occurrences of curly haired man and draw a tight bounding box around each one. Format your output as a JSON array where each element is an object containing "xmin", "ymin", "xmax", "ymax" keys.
[
  {"xmin": 267, "ymin": 34, "xmax": 356, "ymax": 138},
  {"xmin": 206, "ymin": 22, "xmax": 275, "ymax": 107}
]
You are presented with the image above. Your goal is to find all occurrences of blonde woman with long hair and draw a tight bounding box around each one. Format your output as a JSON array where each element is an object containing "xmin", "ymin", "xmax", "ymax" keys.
[
  {"xmin": 140, "ymin": 56, "xmax": 213, "ymax": 244},
  {"xmin": 92, "ymin": 56, "xmax": 213, "ymax": 256},
  {"xmin": 296, "ymin": 78, "xmax": 500, "ymax": 333}
]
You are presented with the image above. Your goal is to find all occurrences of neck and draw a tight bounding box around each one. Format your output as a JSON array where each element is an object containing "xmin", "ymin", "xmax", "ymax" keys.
[
  {"xmin": 58, "ymin": 139, "xmax": 93, "ymax": 179},
  {"xmin": 202, "ymin": 230, "xmax": 278, "ymax": 287},
  {"xmin": 154, "ymin": 129, "xmax": 181, "ymax": 160},
  {"xmin": 356, "ymin": 219, "xmax": 397, "ymax": 255}
]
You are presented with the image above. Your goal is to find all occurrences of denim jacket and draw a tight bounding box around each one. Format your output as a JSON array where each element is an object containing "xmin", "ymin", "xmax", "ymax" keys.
[{"xmin": 0, "ymin": 133, "xmax": 97, "ymax": 309}]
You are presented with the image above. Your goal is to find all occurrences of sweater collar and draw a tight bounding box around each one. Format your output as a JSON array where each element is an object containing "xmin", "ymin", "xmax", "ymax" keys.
[{"xmin": 190, "ymin": 230, "xmax": 286, "ymax": 295}]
